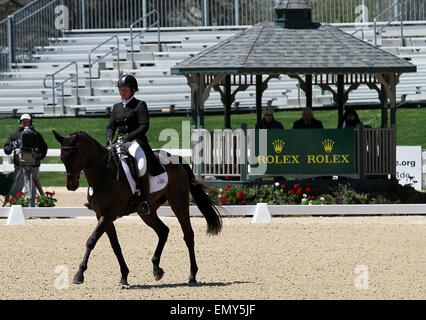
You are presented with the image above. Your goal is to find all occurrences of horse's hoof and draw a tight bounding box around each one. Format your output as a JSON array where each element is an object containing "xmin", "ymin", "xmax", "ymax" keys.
[
  {"xmin": 120, "ymin": 276, "xmax": 129, "ymax": 288},
  {"xmin": 154, "ymin": 269, "xmax": 164, "ymax": 281},
  {"xmin": 73, "ymin": 275, "xmax": 84, "ymax": 284},
  {"xmin": 188, "ymin": 277, "xmax": 197, "ymax": 284}
]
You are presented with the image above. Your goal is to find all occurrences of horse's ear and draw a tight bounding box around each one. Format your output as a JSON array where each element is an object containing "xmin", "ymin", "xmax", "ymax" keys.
[{"xmin": 52, "ymin": 130, "xmax": 64, "ymax": 144}]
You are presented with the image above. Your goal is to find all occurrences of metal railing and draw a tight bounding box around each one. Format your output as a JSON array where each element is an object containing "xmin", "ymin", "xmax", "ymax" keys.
[
  {"xmin": 0, "ymin": 17, "xmax": 9, "ymax": 71},
  {"xmin": 1, "ymin": 2, "xmax": 424, "ymax": 29},
  {"xmin": 130, "ymin": 9, "xmax": 161, "ymax": 69},
  {"xmin": 0, "ymin": 0, "xmax": 61, "ymax": 71},
  {"xmin": 43, "ymin": 61, "xmax": 79, "ymax": 116},
  {"xmin": 88, "ymin": 36, "xmax": 120, "ymax": 96},
  {"xmin": 75, "ymin": 0, "xmax": 148, "ymax": 29},
  {"xmin": 312, "ymin": 0, "xmax": 425, "ymax": 24},
  {"xmin": 351, "ymin": 28, "xmax": 365, "ymax": 41},
  {"xmin": 68, "ymin": 0, "xmax": 426, "ymax": 29},
  {"xmin": 374, "ymin": 0, "xmax": 404, "ymax": 46}
]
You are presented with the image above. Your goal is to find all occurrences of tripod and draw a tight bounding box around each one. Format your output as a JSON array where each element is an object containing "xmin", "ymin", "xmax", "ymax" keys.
[{"xmin": 2, "ymin": 165, "xmax": 44, "ymax": 207}]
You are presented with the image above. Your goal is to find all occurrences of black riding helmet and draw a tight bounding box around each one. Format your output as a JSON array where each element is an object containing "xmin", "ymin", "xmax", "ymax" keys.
[{"xmin": 117, "ymin": 74, "xmax": 139, "ymax": 91}]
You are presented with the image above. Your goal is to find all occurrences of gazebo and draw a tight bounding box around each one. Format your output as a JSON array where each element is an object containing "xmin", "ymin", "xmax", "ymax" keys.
[{"xmin": 170, "ymin": 0, "xmax": 417, "ymax": 180}]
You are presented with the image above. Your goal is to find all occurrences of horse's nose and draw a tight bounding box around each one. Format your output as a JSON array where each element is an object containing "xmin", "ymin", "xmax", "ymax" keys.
[
  {"xmin": 67, "ymin": 184, "xmax": 78, "ymax": 191},
  {"xmin": 67, "ymin": 180, "xmax": 79, "ymax": 191}
]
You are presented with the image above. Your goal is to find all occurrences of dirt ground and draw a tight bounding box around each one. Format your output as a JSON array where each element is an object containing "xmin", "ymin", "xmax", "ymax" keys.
[
  {"xmin": 1, "ymin": 187, "xmax": 87, "ymax": 208},
  {"xmin": 0, "ymin": 187, "xmax": 425, "ymax": 300},
  {"xmin": 47, "ymin": 186, "xmax": 88, "ymax": 207},
  {"xmin": 0, "ymin": 206, "xmax": 425, "ymax": 299}
]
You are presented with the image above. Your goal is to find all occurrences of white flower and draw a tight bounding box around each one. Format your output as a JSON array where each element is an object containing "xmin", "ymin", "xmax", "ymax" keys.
[
  {"xmin": 320, "ymin": 197, "xmax": 325, "ymax": 201},
  {"xmin": 274, "ymin": 182, "xmax": 279, "ymax": 187}
]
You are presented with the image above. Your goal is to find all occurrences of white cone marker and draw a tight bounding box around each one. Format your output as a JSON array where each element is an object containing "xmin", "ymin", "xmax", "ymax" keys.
[
  {"xmin": 6, "ymin": 205, "xmax": 26, "ymax": 226},
  {"xmin": 252, "ymin": 203, "xmax": 272, "ymax": 223}
]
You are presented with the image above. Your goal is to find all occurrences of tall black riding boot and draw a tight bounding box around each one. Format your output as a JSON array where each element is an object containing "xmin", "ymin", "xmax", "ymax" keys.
[{"xmin": 137, "ymin": 173, "xmax": 150, "ymax": 215}]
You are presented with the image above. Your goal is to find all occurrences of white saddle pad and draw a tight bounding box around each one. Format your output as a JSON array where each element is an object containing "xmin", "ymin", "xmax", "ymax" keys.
[{"xmin": 120, "ymin": 158, "xmax": 168, "ymax": 194}]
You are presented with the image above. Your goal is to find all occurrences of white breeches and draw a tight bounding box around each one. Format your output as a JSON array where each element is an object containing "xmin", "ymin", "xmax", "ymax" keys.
[{"xmin": 122, "ymin": 140, "xmax": 147, "ymax": 176}]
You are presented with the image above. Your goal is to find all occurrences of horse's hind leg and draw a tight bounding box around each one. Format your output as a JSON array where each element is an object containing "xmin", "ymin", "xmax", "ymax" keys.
[
  {"xmin": 138, "ymin": 210, "xmax": 169, "ymax": 281},
  {"xmin": 105, "ymin": 222, "xmax": 130, "ymax": 286},
  {"xmin": 169, "ymin": 200, "xmax": 198, "ymax": 283}
]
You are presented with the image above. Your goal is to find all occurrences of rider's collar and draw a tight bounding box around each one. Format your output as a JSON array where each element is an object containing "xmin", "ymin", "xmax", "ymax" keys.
[{"xmin": 122, "ymin": 96, "xmax": 135, "ymax": 107}]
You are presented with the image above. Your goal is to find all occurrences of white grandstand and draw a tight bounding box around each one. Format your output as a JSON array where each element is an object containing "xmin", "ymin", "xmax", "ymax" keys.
[{"xmin": 0, "ymin": 3, "xmax": 425, "ymax": 118}]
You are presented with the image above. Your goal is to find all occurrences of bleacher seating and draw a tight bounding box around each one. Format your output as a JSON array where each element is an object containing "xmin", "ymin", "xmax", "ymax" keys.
[{"xmin": 0, "ymin": 24, "xmax": 425, "ymax": 118}]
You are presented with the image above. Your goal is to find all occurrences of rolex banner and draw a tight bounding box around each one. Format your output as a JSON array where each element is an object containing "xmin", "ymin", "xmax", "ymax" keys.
[{"xmin": 251, "ymin": 129, "xmax": 356, "ymax": 175}]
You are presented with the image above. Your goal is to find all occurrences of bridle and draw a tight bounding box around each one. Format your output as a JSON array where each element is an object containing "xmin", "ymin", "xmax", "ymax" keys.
[
  {"xmin": 60, "ymin": 145, "xmax": 84, "ymax": 181},
  {"xmin": 61, "ymin": 142, "xmax": 121, "ymax": 181}
]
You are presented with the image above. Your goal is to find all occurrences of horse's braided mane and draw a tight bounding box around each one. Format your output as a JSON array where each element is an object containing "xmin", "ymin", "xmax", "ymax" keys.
[{"xmin": 69, "ymin": 131, "xmax": 104, "ymax": 149}]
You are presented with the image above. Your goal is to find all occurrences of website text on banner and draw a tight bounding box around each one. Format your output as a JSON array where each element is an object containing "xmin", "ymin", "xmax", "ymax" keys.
[{"xmin": 396, "ymin": 146, "xmax": 422, "ymax": 191}]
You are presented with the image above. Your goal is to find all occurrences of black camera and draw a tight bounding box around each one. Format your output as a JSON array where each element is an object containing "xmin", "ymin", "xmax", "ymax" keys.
[
  {"xmin": 20, "ymin": 126, "xmax": 37, "ymax": 151},
  {"xmin": 18, "ymin": 127, "xmax": 37, "ymax": 166}
]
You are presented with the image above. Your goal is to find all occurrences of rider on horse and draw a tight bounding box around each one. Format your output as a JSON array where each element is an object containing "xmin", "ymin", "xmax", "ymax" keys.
[{"xmin": 106, "ymin": 74, "xmax": 165, "ymax": 214}]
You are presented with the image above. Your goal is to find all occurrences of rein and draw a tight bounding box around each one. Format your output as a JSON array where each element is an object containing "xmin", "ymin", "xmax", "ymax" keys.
[{"xmin": 61, "ymin": 144, "xmax": 121, "ymax": 181}]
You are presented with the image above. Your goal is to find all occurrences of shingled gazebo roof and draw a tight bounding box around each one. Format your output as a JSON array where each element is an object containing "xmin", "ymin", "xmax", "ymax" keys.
[
  {"xmin": 171, "ymin": 22, "xmax": 416, "ymax": 75},
  {"xmin": 172, "ymin": 0, "xmax": 417, "ymax": 136}
]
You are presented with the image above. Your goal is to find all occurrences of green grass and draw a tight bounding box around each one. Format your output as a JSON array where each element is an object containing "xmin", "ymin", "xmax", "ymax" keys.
[{"xmin": 1, "ymin": 108, "xmax": 425, "ymax": 186}]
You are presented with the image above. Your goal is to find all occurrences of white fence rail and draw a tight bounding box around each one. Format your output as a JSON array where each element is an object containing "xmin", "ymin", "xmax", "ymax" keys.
[
  {"xmin": 1, "ymin": 204, "xmax": 426, "ymax": 221},
  {"xmin": 0, "ymin": 148, "xmax": 191, "ymax": 173}
]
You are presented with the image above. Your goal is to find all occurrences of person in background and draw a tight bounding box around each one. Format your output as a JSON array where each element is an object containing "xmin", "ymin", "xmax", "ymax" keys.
[
  {"xmin": 292, "ymin": 107, "xmax": 323, "ymax": 129},
  {"xmin": 341, "ymin": 107, "xmax": 362, "ymax": 128},
  {"xmin": 3, "ymin": 113, "xmax": 48, "ymax": 205},
  {"xmin": 255, "ymin": 108, "xmax": 284, "ymax": 129}
]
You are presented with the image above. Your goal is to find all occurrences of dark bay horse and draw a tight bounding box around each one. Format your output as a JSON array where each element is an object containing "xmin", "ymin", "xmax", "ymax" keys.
[{"xmin": 53, "ymin": 130, "xmax": 222, "ymax": 286}]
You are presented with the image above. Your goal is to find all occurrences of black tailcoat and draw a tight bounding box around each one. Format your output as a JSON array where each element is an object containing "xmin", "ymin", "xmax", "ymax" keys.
[{"xmin": 106, "ymin": 97, "xmax": 165, "ymax": 176}]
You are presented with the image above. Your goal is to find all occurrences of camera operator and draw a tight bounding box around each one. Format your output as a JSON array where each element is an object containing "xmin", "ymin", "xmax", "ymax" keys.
[{"xmin": 3, "ymin": 114, "xmax": 48, "ymax": 206}]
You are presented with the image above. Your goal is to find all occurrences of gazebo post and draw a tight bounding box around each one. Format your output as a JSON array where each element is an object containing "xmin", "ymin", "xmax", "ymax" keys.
[
  {"xmin": 189, "ymin": 73, "xmax": 206, "ymax": 128},
  {"xmin": 390, "ymin": 102, "xmax": 396, "ymax": 128},
  {"xmin": 380, "ymin": 84, "xmax": 388, "ymax": 128},
  {"xmin": 199, "ymin": 74, "xmax": 206, "ymax": 128},
  {"xmin": 389, "ymin": 74, "xmax": 397, "ymax": 129},
  {"xmin": 224, "ymin": 74, "xmax": 232, "ymax": 129},
  {"xmin": 376, "ymin": 73, "xmax": 399, "ymax": 129},
  {"xmin": 256, "ymin": 74, "xmax": 263, "ymax": 124},
  {"xmin": 191, "ymin": 105, "xmax": 197, "ymax": 128},
  {"xmin": 196, "ymin": 74, "xmax": 202, "ymax": 129},
  {"xmin": 185, "ymin": 74, "xmax": 198, "ymax": 128},
  {"xmin": 337, "ymin": 74, "xmax": 345, "ymax": 128},
  {"xmin": 305, "ymin": 74, "xmax": 312, "ymax": 108}
]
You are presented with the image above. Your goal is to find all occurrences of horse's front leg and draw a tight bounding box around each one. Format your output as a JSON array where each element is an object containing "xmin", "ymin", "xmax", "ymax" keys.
[
  {"xmin": 105, "ymin": 222, "xmax": 130, "ymax": 287},
  {"xmin": 73, "ymin": 216, "xmax": 111, "ymax": 284}
]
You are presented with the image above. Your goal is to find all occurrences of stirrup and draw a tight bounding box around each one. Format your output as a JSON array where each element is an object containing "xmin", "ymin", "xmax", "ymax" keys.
[{"xmin": 138, "ymin": 201, "xmax": 150, "ymax": 215}]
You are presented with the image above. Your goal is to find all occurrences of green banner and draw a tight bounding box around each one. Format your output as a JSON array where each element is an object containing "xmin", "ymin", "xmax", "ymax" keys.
[{"xmin": 251, "ymin": 129, "xmax": 356, "ymax": 175}]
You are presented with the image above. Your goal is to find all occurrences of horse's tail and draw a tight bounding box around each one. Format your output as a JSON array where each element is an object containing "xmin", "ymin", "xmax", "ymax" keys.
[{"xmin": 182, "ymin": 162, "xmax": 222, "ymax": 236}]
